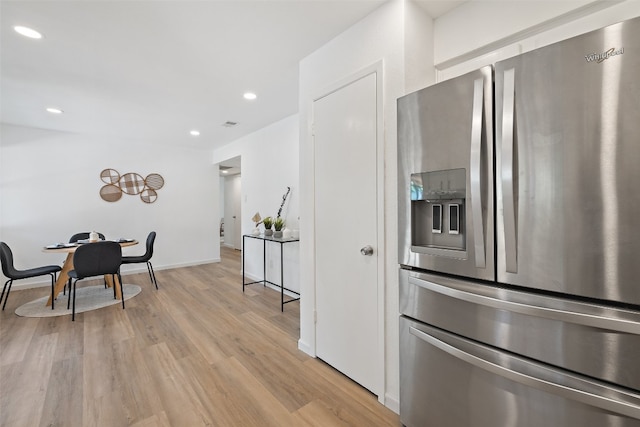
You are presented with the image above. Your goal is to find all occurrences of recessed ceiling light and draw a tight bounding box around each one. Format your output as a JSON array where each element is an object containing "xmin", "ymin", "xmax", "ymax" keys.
[
  {"xmin": 14, "ymin": 26, "xmax": 43, "ymax": 39},
  {"xmin": 46, "ymin": 107, "xmax": 63, "ymax": 114},
  {"xmin": 190, "ymin": 130, "xmax": 200, "ymax": 136},
  {"xmin": 222, "ymin": 170, "xmax": 228, "ymax": 174},
  {"xmin": 243, "ymin": 92, "xmax": 257, "ymax": 100}
]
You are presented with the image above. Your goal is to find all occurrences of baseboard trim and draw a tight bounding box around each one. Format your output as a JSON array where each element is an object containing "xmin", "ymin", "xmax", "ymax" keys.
[
  {"xmin": 297, "ymin": 338, "xmax": 314, "ymax": 357},
  {"xmin": 384, "ymin": 393, "xmax": 400, "ymax": 414},
  {"xmin": 7, "ymin": 258, "xmax": 222, "ymax": 291}
]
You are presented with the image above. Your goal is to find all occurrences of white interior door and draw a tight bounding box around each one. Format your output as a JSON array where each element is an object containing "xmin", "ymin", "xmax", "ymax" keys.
[
  {"xmin": 223, "ymin": 177, "xmax": 234, "ymax": 248},
  {"xmin": 224, "ymin": 175, "xmax": 242, "ymax": 250},
  {"xmin": 313, "ymin": 72, "xmax": 379, "ymax": 394},
  {"xmin": 232, "ymin": 176, "xmax": 242, "ymax": 250}
]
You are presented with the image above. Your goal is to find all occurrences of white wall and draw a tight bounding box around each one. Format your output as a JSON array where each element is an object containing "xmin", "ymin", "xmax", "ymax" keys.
[
  {"xmin": 212, "ymin": 114, "xmax": 300, "ymax": 293},
  {"xmin": 0, "ymin": 124, "xmax": 220, "ymax": 289},
  {"xmin": 403, "ymin": 0, "xmax": 435, "ymax": 93}
]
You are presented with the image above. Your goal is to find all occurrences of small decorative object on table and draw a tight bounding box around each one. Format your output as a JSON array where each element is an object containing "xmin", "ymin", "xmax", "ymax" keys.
[
  {"xmin": 282, "ymin": 228, "xmax": 292, "ymax": 239},
  {"xmin": 251, "ymin": 212, "xmax": 262, "ymax": 235},
  {"xmin": 273, "ymin": 217, "xmax": 285, "ymax": 238},
  {"xmin": 277, "ymin": 187, "xmax": 291, "ymax": 219},
  {"xmin": 262, "ymin": 216, "xmax": 274, "ymax": 236}
]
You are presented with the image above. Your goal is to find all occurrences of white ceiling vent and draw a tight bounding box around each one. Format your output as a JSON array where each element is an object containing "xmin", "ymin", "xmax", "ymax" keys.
[{"xmin": 222, "ymin": 121, "xmax": 238, "ymax": 127}]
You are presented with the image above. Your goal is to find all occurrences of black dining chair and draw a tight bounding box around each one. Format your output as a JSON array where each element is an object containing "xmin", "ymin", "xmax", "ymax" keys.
[
  {"xmin": 67, "ymin": 241, "xmax": 123, "ymax": 321},
  {"xmin": 121, "ymin": 231, "xmax": 158, "ymax": 289},
  {"xmin": 69, "ymin": 232, "xmax": 105, "ymax": 243},
  {"xmin": 0, "ymin": 241, "xmax": 62, "ymax": 310},
  {"xmin": 63, "ymin": 232, "xmax": 107, "ymax": 295}
]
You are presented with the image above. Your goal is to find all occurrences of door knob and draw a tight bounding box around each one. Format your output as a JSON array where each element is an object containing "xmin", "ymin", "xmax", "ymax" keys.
[{"xmin": 360, "ymin": 245, "xmax": 374, "ymax": 256}]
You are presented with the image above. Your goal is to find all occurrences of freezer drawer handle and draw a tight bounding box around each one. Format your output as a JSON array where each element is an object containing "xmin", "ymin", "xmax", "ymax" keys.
[
  {"xmin": 409, "ymin": 326, "xmax": 640, "ymax": 420},
  {"xmin": 470, "ymin": 77, "xmax": 486, "ymax": 268},
  {"xmin": 501, "ymin": 67, "xmax": 518, "ymax": 273},
  {"xmin": 408, "ymin": 275, "xmax": 640, "ymax": 334}
]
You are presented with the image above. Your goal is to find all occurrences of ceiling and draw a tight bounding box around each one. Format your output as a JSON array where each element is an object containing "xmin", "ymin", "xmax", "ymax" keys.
[{"xmin": 1, "ymin": 1, "xmax": 464, "ymax": 152}]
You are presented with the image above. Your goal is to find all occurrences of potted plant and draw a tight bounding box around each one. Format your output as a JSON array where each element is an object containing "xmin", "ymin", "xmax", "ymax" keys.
[
  {"xmin": 273, "ymin": 217, "xmax": 285, "ymax": 238},
  {"xmin": 262, "ymin": 216, "xmax": 274, "ymax": 236}
]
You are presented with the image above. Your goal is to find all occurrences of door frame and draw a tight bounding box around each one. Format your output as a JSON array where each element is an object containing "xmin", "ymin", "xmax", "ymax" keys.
[{"xmin": 309, "ymin": 61, "xmax": 385, "ymax": 401}]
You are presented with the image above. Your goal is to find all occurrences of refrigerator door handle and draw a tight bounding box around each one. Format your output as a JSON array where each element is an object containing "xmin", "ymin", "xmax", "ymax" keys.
[
  {"xmin": 409, "ymin": 325, "xmax": 640, "ymax": 420},
  {"xmin": 470, "ymin": 77, "xmax": 486, "ymax": 268},
  {"xmin": 501, "ymin": 68, "xmax": 518, "ymax": 273},
  {"xmin": 408, "ymin": 275, "xmax": 640, "ymax": 334}
]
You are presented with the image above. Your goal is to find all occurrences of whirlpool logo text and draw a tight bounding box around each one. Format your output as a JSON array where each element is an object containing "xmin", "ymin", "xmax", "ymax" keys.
[{"xmin": 585, "ymin": 47, "xmax": 624, "ymax": 63}]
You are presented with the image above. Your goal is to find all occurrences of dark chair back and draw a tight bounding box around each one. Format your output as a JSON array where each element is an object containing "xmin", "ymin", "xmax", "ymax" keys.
[
  {"xmin": 120, "ymin": 232, "xmax": 158, "ymax": 289},
  {"xmin": 142, "ymin": 231, "xmax": 156, "ymax": 262},
  {"xmin": 0, "ymin": 242, "xmax": 17, "ymax": 278},
  {"xmin": 72, "ymin": 241, "xmax": 122, "ymax": 279},
  {"xmin": 69, "ymin": 232, "xmax": 106, "ymax": 243},
  {"xmin": 1, "ymin": 241, "xmax": 62, "ymax": 311}
]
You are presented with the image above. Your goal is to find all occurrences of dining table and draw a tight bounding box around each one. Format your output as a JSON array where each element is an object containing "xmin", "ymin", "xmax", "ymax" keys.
[{"xmin": 42, "ymin": 239, "xmax": 138, "ymax": 306}]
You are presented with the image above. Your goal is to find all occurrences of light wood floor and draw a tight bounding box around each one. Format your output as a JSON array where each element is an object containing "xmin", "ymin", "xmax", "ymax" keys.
[{"xmin": 0, "ymin": 246, "xmax": 399, "ymax": 426}]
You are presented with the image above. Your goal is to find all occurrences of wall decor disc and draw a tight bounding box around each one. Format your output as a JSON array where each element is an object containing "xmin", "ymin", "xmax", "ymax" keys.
[
  {"xmin": 100, "ymin": 168, "xmax": 120, "ymax": 184},
  {"xmin": 100, "ymin": 184, "xmax": 123, "ymax": 202},
  {"xmin": 145, "ymin": 173, "xmax": 165, "ymax": 190},
  {"xmin": 119, "ymin": 172, "xmax": 145, "ymax": 195},
  {"xmin": 140, "ymin": 188, "xmax": 158, "ymax": 204}
]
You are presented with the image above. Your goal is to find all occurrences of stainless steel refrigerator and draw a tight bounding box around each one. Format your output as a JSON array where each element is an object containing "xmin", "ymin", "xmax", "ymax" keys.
[{"xmin": 398, "ymin": 17, "xmax": 640, "ymax": 427}]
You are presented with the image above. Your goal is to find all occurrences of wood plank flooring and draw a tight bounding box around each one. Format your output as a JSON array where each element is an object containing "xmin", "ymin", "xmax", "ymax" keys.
[{"xmin": 0, "ymin": 246, "xmax": 400, "ymax": 426}]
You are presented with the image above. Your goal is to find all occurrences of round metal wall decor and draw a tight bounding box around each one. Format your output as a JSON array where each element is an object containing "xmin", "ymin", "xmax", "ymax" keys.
[
  {"xmin": 140, "ymin": 188, "xmax": 158, "ymax": 204},
  {"xmin": 100, "ymin": 168, "xmax": 120, "ymax": 184},
  {"xmin": 99, "ymin": 184, "xmax": 122, "ymax": 202},
  {"xmin": 119, "ymin": 173, "xmax": 145, "ymax": 195},
  {"xmin": 145, "ymin": 173, "xmax": 164, "ymax": 190},
  {"xmin": 99, "ymin": 169, "xmax": 164, "ymax": 204}
]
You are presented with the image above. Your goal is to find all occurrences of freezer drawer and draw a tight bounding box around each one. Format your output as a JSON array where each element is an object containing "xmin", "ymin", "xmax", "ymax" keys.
[
  {"xmin": 400, "ymin": 317, "xmax": 640, "ymax": 427},
  {"xmin": 400, "ymin": 268, "xmax": 640, "ymax": 391}
]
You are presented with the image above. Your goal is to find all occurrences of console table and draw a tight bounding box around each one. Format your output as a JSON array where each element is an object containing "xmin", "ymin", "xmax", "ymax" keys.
[{"xmin": 242, "ymin": 234, "xmax": 300, "ymax": 311}]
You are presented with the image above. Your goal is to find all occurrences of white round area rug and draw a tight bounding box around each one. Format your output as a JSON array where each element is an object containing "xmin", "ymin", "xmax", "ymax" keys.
[{"xmin": 15, "ymin": 284, "xmax": 141, "ymax": 318}]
